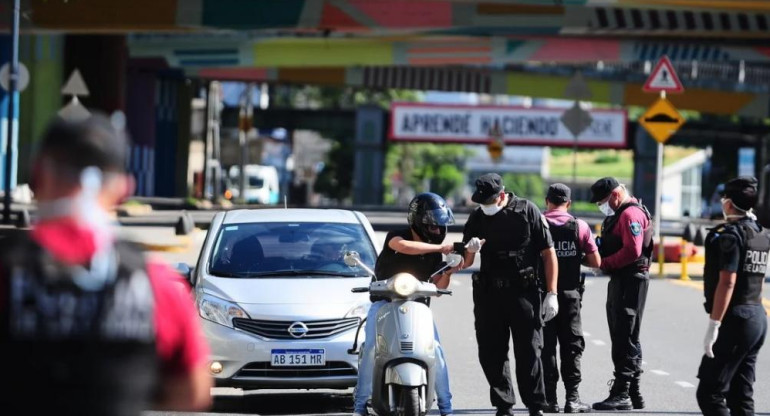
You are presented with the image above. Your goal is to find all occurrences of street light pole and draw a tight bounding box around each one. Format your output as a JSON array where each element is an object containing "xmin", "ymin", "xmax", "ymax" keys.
[{"xmin": 3, "ymin": 0, "xmax": 20, "ymax": 224}]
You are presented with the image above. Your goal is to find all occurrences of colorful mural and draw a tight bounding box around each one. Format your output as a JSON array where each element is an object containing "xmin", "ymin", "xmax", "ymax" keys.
[{"xmin": 3, "ymin": 1, "xmax": 769, "ymax": 38}]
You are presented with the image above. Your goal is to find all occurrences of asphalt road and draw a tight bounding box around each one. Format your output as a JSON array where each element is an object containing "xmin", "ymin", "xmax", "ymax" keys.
[{"xmin": 145, "ymin": 230, "xmax": 770, "ymax": 416}]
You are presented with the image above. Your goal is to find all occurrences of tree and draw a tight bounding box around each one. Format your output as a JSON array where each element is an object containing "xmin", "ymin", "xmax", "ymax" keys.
[
  {"xmin": 384, "ymin": 143, "xmax": 471, "ymax": 205},
  {"xmin": 313, "ymin": 135, "xmax": 355, "ymax": 203}
]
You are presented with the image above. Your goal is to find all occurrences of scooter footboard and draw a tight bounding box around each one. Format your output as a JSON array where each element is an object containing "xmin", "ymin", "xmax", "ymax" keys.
[{"xmin": 385, "ymin": 362, "xmax": 427, "ymax": 386}]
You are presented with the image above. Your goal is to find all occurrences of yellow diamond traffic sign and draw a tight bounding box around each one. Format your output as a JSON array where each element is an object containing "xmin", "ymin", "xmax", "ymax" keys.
[{"xmin": 639, "ymin": 97, "xmax": 685, "ymax": 144}]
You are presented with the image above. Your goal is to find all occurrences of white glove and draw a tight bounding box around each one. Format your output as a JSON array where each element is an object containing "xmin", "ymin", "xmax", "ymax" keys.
[
  {"xmin": 704, "ymin": 319, "xmax": 721, "ymax": 358},
  {"xmin": 465, "ymin": 237, "xmax": 484, "ymax": 253},
  {"xmin": 543, "ymin": 292, "xmax": 559, "ymax": 322}
]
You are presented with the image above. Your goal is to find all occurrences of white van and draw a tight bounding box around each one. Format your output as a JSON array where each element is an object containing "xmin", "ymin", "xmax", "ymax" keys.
[{"xmin": 228, "ymin": 165, "xmax": 280, "ymax": 204}]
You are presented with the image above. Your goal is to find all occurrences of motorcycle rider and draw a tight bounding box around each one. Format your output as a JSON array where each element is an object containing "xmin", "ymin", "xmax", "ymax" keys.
[{"xmin": 353, "ymin": 192, "xmax": 461, "ymax": 416}]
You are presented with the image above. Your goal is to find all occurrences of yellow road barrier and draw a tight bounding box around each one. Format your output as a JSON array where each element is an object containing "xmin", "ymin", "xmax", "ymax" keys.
[{"xmin": 680, "ymin": 238, "xmax": 690, "ymax": 281}]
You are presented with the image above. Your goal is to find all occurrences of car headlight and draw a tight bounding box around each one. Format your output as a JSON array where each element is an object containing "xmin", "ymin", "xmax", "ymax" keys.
[
  {"xmin": 197, "ymin": 292, "xmax": 249, "ymax": 328},
  {"xmin": 345, "ymin": 300, "xmax": 371, "ymax": 319},
  {"xmin": 390, "ymin": 273, "xmax": 419, "ymax": 297}
]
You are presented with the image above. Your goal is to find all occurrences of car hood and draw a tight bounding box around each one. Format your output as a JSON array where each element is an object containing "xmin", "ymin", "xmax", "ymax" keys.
[{"xmin": 200, "ymin": 274, "xmax": 371, "ymax": 306}]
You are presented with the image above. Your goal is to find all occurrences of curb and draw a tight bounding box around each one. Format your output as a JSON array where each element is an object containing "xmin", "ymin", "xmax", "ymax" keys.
[{"xmin": 132, "ymin": 230, "xmax": 198, "ymax": 253}]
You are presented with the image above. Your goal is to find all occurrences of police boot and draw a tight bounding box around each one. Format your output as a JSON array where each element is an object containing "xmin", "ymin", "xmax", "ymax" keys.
[
  {"xmin": 592, "ymin": 378, "xmax": 632, "ymax": 411},
  {"xmin": 543, "ymin": 385, "xmax": 560, "ymax": 413},
  {"xmin": 563, "ymin": 386, "xmax": 591, "ymax": 413},
  {"xmin": 629, "ymin": 374, "xmax": 645, "ymax": 409}
]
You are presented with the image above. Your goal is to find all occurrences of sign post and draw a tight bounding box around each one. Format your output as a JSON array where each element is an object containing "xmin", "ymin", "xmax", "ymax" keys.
[
  {"xmin": 639, "ymin": 55, "xmax": 685, "ymax": 278},
  {"xmin": 2, "ymin": 0, "xmax": 20, "ymax": 225},
  {"xmin": 562, "ymin": 72, "xmax": 593, "ymax": 187}
]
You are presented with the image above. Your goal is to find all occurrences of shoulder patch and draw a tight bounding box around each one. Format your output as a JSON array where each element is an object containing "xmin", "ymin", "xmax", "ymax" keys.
[
  {"xmin": 541, "ymin": 214, "xmax": 550, "ymax": 229},
  {"xmin": 630, "ymin": 222, "xmax": 642, "ymax": 236}
]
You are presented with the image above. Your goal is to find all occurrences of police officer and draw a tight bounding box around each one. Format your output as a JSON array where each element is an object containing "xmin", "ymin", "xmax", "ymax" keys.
[
  {"xmin": 353, "ymin": 192, "xmax": 460, "ymax": 416},
  {"xmin": 589, "ymin": 177, "xmax": 653, "ymax": 411},
  {"xmin": 462, "ymin": 173, "xmax": 559, "ymax": 416},
  {"xmin": 697, "ymin": 176, "xmax": 769, "ymax": 416},
  {"xmin": 541, "ymin": 184, "xmax": 601, "ymax": 413},
  {"xmin": 0, "ymin": 116, "xmax": 212, "ymax": 415}
]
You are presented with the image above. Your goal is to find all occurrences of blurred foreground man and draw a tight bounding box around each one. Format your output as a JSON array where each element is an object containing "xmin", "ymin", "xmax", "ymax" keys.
[
  {"xmin": 541, "ymin": 184, "xmax": 600, "ymax": 413},
  {"xmin": 698, "ymin": 176, "xmax": 769, "ymax": 416},
  {"xmin": 462, "ymin": 173, "xmax": 559, "ymax": 416},
  {"xmin": 0, "ymin": 116, "xmax": 212, "ymax": 415},
  {"xmin": 590, "ymin": 177, "xmax": 653, "ymax": 411}
]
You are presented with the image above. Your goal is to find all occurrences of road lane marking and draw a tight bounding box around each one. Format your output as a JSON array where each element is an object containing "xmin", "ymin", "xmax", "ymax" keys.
[
  {"xmin": 583, "ymin": 331, "xmax": 591, "ymax": 337},
  {"xmin": 675, "ymin": 381, "xmax": 695, "ymax": 388},
  {"xmin": 651, "ymin": 369, "xmax": 670, "ymax": 376},
  {"xmin": 591, "ymin": 339, "xmax": 606, "ymax": 346}
]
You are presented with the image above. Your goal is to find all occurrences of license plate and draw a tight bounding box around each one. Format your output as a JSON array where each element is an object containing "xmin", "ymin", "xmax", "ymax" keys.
[{"xmin": 271, "ymin": 349, "xmax": 326, "ymax": 367}]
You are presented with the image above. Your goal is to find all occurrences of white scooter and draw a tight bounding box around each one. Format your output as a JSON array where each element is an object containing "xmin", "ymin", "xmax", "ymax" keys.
[{"xmin": 345, "ymin": 251, "xmax": 461, "ymax": 416}]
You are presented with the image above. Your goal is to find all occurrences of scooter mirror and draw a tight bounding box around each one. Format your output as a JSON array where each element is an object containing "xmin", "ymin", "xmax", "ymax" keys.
[
  {"xmin": 446, "ymin": 253, "xmax": 462, "ymax": 268},
  {"xmin": 343, "ymin": 251, "xmax": 361, "ymax": 267}
]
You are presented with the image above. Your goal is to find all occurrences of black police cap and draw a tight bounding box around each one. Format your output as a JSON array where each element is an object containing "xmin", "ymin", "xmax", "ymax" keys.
[
  {"xmin": 546, "ymin": 183, "xmax": 571, "ymax": 204},
  {"xmin": 590, "ymin": 177, "xmax": 620, "ymax": 203},
  {"xmin": 723, "ymin": 176, "xmax": 758, "ymax": 211},
  {"xmin": 472, "ymin": 173, "xmax": 504, "ymax": 204}
]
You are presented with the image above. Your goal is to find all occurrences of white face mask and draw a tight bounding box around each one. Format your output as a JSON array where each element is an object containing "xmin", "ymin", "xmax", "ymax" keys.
[
  {"xmin": 722, "ymin": 198, "xmax": 757, "ymax": 221},
  {"xmin": 481, "ymin": 203, "xmax": 503, "ymax": 216},
  {"xmin": 36, "ymin": 167, "xmax": 114, "ymax": 250},
  {"xmin": 598, "ymin": 201, "xmax": 615, "ymax": 216}
]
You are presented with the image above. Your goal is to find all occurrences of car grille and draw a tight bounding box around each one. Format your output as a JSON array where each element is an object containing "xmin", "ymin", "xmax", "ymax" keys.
[
  {"xmin": 232, "ymin": 317, "xmax": 360, "ymax": 340},
  {"xmin": 235, "ymin": 361, "xmax": 357, "ymax": 378},
  {"xmin": 400, "ymin": 342, "xmax": 414, "ymax": 352}
]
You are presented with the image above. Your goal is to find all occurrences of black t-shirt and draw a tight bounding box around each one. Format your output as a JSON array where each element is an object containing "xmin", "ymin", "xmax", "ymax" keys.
[
  {"xmin": 374, "ymin": 228, "xmax": 443, "ymax": 282},
  {"xmin": 462, "ymin": 193, "xmax": 553, "ymax": 276}
]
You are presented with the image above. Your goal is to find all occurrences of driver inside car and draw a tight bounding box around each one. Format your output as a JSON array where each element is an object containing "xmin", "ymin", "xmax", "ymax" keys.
[{"xmin": 352, "ymin": 192, "xmax": 462, "ymax": 416}]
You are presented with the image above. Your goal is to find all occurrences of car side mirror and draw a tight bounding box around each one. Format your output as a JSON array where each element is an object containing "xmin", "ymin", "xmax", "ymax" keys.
[
  {"xmin": 174, "ymin": 262, "xmax": 194, "ymax": 285},
  {"xmin": 343, "ymin": 251, "xmax": 362, "ymax": 267}
]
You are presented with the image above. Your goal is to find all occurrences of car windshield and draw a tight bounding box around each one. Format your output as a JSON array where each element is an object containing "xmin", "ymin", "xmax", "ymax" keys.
[{"xmin": 208, "ymin": 221, "xmax": 377, "ymax": 278}]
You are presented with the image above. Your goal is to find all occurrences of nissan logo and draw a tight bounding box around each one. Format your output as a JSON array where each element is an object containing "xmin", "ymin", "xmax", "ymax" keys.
[{"xmin": 288, "ymin": 322, "xmax": 309, "ymax": 338}]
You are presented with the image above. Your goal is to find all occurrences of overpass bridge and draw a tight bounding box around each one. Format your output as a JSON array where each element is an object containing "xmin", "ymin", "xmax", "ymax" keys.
[{"xmin": 1, "ymin": 0, "xmax": 769, "ymax": 207}]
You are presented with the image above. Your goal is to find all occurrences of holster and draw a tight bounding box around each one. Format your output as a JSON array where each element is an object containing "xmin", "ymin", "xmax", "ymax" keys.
[{"xmin": 472, "ymin": 266, "xmax": 538, "ymax": 290}]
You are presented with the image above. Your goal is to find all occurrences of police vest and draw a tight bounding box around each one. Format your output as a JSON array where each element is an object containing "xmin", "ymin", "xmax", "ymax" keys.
[
  {"xmin": 0, "ymin": 233, "xmax": 159, "ymax": 416},
  {"xmin": 599, "ymin": 202, "xmax": 654, "ymax": 274},
  {"xmin": 703, "ymin": 220, "xmax": 770, "ymax": 314},
  {"xmin": 472, "ymin": 195, "xmax": 538, "ymax": 279},
  {"xmin": 549, "ymin": 218, "xmax": 582, "ymax": 291}
]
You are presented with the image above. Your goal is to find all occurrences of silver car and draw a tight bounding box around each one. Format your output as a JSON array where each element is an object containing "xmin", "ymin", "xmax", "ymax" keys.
[{"xmin": 192, "ymin": 209, "xmax": 378, "ymax": 389}]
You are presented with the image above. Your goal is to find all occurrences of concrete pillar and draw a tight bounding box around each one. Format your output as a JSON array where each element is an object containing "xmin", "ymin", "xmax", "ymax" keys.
[
  {"xmin": 632, "ymin": 123, "xmax": 660, "ymax": 217},
  {"xmin": 353, "ymin": 106, "xmax": 386, "ymax": 205},
  {"xmin": 0, "ymin": 35, "xmax": 19, "ymax": 194}
]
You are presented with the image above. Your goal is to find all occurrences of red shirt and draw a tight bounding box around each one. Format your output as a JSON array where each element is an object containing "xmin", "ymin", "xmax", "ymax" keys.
[
  {"xmin": 11, "ymin": 219, "xmax": 210, "ymax": 376},
  {"xmin": 601, "ymin": 198, "xmax": 651, "ymax": 272}
]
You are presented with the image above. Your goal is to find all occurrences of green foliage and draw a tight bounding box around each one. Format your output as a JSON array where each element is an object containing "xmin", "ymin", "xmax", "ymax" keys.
[
  {"xmin": 384, "ymin": 143, "xmax": 471, "ymax": 204},
  {"xmin": 314, "ymin": 136, "xmax": 355, "ymax": 202},
  {"xmin": 272, "ymin": 85, "xmax": 421, "ymax": 109},
  {"xmin": 502, "ymin": 173, "xmax": 545, "ymax": 203},
  {"xmin": 595, "ymin": 151, "xmax": 621, "ymax": 164}
]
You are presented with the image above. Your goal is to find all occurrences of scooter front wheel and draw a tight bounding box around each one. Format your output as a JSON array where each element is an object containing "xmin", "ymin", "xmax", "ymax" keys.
[{"xmin": 395, "ymin": 385, "xmax": 420, "ymax": 416}]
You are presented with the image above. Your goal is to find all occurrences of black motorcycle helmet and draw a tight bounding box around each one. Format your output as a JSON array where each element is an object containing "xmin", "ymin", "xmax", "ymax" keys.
[{"xmin": 407, "ymin": 192, "xmax": 455, "ymax": 244}]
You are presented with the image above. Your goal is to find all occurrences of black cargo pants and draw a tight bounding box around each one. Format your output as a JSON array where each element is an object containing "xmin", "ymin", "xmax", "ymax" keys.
[
  {"xmin": 606, "ymin": 272, "xmax": 649, "ymax": 380},
  {"xmin": 542, "ymin": 289, "xmax": 585, "ymax": 395},
  {"xmin": 472, "ymin": 278, "xmax": 547, "ymax": 411},
  {"xmin": 697, "ymin": 304, "xmax": 767, "ymax": 416}
]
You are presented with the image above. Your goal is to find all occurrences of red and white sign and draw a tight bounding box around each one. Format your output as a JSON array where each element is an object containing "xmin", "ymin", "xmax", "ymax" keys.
[
  {"xmin": 390, "ymin": 103, "xmax": 628, "ymax": 148},
  {"xmin": 643, "ymin": 55, "xmax": 684, "ymax": 93}
]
